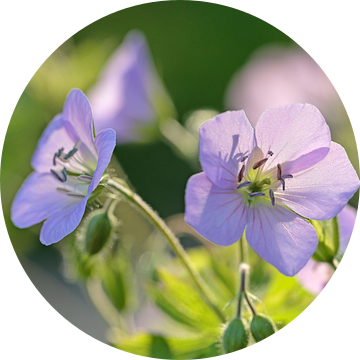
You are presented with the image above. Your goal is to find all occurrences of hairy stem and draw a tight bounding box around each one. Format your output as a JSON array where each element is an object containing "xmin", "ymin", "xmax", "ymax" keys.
[{"xmin": 107, "ymin": 177, "xmax": 226, "ymax": 323}]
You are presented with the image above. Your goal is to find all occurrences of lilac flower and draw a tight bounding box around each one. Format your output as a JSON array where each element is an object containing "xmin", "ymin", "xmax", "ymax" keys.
[
  {"xmin": 297, "ymin": 205, "xmax": 357, "ymax": 294},
  {"xmin": 88, "ymin": 30, "xmax": 173, "ymax": 143},
  {"xmin": 11, "ymin": 89, "xmax": 116, "ymax": 245},
  {"xmin": 184, "ymin": 105, "xmax": 359, "ymax": 276},
  {"xmin": 225, "ymin": 45, "xmax": 345, "ymax": 129}
]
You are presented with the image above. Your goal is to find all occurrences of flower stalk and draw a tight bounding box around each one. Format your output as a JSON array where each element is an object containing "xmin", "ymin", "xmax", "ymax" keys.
[{"xmin": 107, "ymin": 177, "xmax": 226, "ymax": 323}]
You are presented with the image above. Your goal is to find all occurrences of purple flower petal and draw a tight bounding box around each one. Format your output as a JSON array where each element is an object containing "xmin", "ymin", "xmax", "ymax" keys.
[
  {"xmin": 88, "ymin": 128, "xmax": 116, "ymax": 194},
  {"xmin": 88, "ymin": 31, "xmax": 160, "ymax": 143},
  {"xmin": 276, "ymin": 142, "xmax": 359, "ymax": 220},
  {"xmin": 246, "ymin": 203, "xmax": 318, "ymax": 276},
  {"xmin": 11, "ymin": 172, "xmax": 78, "ymax": 228},
  {"xmin": 63, "ymin": 89, "xmax": 97, "ymax": 162},
  {"xmin": 255, "ymin": 104, "xmax": 331, "ymax": 174},
  {"xmin": 185, "ymin": 172, "xmax": 248, "ymax": 246},
  {"xmin": 40, "ymin": 197, "xmax": 88, "ymax": 245},
  {"xmin": 297, "ymin": 258, "xmax": 333, "ymax": 295},
  {"xmin": 199, "ymin": 111, "xmax": 255, "ymax": 189},
  {"xmin": 31, "ymin": 115, "xmax": 76, "ymax": 172},
  {"xmin": 338, "ymin": 204, "xmax": 357, "ymax": 252}
]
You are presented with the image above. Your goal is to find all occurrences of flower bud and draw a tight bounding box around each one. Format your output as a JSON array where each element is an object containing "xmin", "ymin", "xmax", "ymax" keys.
[
  {"xmin": 250, "ymin": 314, "xmax": 276, "ymax": 342},
  {"xmin": 84, "ymin": 210, "xmax": 112, "ymax": 255},
  {"xmin": 223, "ymin": 318, "xmax": 249, "ymax": 353},
  {"xmin": 311, "ymin": 218, "xmax": 339, "ymax": 263}
]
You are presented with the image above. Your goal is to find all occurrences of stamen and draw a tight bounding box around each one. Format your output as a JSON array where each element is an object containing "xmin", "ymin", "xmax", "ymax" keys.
[
  {"xmin": 56, "ymin": 187, "xmax": 71, "ymax": 194},
  {"xmin": 277, "ymin": 164, "xmax": 282, "ymax": 180},
  {"xmin": 279, "ymin": 178, "xmax": 285, "ymax": 191},
  {"xmin": 63, "ymin": 147, "xmax": 78, "ymax": 160},
  {"xmin": 66, "ymin": 193, "xmax": 86, "ymax": 198},
  {"xmin": 78, "ymin": 174, "xmax": 93, "ymax": 183},
  {"xmin": 269, "ymin": 189, "xmax": 275, "ymax": 206},
  {"xmin": 248, "ymin": 192, "xmax": 266, "ymax": 197},
  {"xmin": 236, "ymin": 181, "xmax": 252, "ymax": 189},
  {"xmin": 51, "ymin": 169, "xmax": 65, "ymax": 183},
  {"xmin": 237, "ymin": 165, "xmax": 245, "ymax": 182},
  {"xmin": 282, "ymin": 174, "xmax": 293, "ymax": 179},
  {"xmin": 253, "ymin": 158, "xmax": 268, "ymax": 170},
  {"xmin": 61, "ymin": 167, "xmax": 67, "ymax": 182},
  {"xmin": 53, "ymin": 147, "xmax": 64, "ymax": 166},
  {"xmin": 267, "ymin": 150, "xmax": 274, "ymax": 156}
]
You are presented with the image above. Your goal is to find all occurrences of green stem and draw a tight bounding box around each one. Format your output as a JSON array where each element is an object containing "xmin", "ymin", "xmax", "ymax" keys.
[
  {"xmin": 239, "ymin": 233, "xmax": 248, "ymax": 264},
  {"xmin": 107, "ymin": 177, "xmax": 226, "ymax": 323}
]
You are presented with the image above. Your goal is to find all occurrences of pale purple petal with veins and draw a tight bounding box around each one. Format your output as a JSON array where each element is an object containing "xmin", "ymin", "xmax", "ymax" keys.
[
  {"xmin": 276, "ymin": 142, "xmax": 359, "ymax": 220},
  {"xmin": 246, "ymin": 203, "xmax": 318, "ymax": 276},
  {"xmin": 185, "ymin": 172, "xmax": 248, "ymax": 246},
  {"xmin": 88, "ymin": 128, "xmax": 116, "ymax": 194},
  {"xmin": 199, "ymin": 111, "xmax": 255, "ymax": 189},
  {"xmin": 255, "ymin": 104, "xmax": 331, "ymax": 174},
  {"xmin": 11, "ymin": 172, "xmax": 80, "ymax": 228},
  {"xmin": 40, "ymin": 197, "xmax": 89, "ymax": 245},
  {"xmin": 31, "ymin": 115, "xmax": 76, "ymax": 172}
]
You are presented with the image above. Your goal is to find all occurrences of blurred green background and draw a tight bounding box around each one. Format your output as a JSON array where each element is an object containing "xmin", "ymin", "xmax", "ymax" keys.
[{"xmin": 1, "ymin": 0, "xmax": 358, "ymax": 353}]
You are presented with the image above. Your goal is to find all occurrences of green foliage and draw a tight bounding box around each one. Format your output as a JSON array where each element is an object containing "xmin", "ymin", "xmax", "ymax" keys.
[
  {"xmin": 311, "ymin": 217, "xmax": 340, "ymax": 263},
  {"xmin": 114, "ymin": 332, "xmax": 221, "ymax": 359},
  {"xmin": 146, "ymin": 267, "xmax": 220, "ymax": 331},
  {"xmin": 260, "ymin": 267, "xmax": 315, "ymax": 326}
]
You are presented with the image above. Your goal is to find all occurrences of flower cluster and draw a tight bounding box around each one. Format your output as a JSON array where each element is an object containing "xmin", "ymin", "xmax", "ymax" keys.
[
  {"xmin": 11, "ymin": 89, "xmax": 116, "ymax": 245},
  {"xmin": 185, "ymin": 105, "xmax": 359, "ymax": 276}
]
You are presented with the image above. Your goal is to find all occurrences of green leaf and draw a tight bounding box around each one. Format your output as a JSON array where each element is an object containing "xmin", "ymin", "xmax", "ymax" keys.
[
  {"xmin": 115, "ymin": 332, "xmax": 221, "ymax": 359},
  {"xmin": 146, "ymin": 268, "xmax": 220, "ymax": 331},
  {"xmin": 260, "ymin": 267, "xmax": 315, "ymax": 326}
]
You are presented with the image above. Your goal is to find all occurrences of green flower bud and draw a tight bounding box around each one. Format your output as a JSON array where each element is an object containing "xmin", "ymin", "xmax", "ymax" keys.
[
  {"xmin": 311, "ymin": 217, "xmax": 339, "ymax": 263},
  {"xmin": 85, "ymin": 210, "xmax": 112, "ymax": 255},
  {"xmin": 223, "ymin": 318, "xmax": 248, "ymax": 353},
  {"xmin": 250, "ymin": 314, "xmax": 276, "ymax": 342}
]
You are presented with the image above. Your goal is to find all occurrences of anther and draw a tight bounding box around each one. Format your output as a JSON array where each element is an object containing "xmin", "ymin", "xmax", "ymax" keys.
[
  {"xmin": 237, "ymin": 165, "xmax": 245, "ymax": 182},
  {"xmin": 277, "ymin": 164, "xmax": 282, "ymax": 180},
  {"xmin": 269, "ymin": 189, "xmax": 275, "ymax": 206},
  {"xmin": 249, "ymin": 192, "xmax": 266, "ymax": 197},
  {"xmin": 236, "ymin": 181, "xmax": 252, "ymax": 189},
  {"xmin": 66, "ymin": 193, "xmax": 86, "ymax": 198},
  {"xmin": 50, "ymin": 169, "xmax": 65, "ymax": 183},
  {"xmin": 61, "ymin": 167, "xmax": 67, "ymax": 182},
  {"xmin": 63, "ymin": 147, "xmax": 78, "ymax": 160},
  {"xmin": 253, "ymin": 158, "xmax": 268, "ymax": 170},
  {"xmin": 56, "ymin": 187, "xmax": 71, "ymax": 194},
  {"xmin": 235, "ymin": 151, "xmax": 249, "ymax": 162},
  {"xmin": 78, "ymin": 174, "xmax": 93, "ymax": 183},
  {"xmin": 279, "ymin": 178, "xmax": 285, "ymax": 191},
  {"xmin": 53, "ymin": 147, "xmax": 64, "ymax": 166}
]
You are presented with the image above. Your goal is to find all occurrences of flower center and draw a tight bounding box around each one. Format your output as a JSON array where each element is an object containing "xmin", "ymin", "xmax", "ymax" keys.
[
  {"xmin": 50, "ymin": 141, "xmax": 96, "ymax": 199},
  {"xmin": 235, "ymin": 148, "xmax": 293, "ymax": 207}
]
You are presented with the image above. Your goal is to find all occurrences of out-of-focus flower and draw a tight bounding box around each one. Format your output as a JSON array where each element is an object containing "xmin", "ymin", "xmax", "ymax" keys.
[
  {"xmin": 225, "ymin": 45, "xmax": 346, "ymax": 129},
  {"xmin": 297, "ymin": 205, "xmax": 357, "ymax": 294},
  {"xmin": 11, "ymin": 89, "xmax": 116, "ymax": 245},
  {"xmin": 185, "ymin": 105, "xmax": 359, "ymax": 276},
  {"xmin": 88, "ymin": 30, "xmax": 174, "ymax": 143}
]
